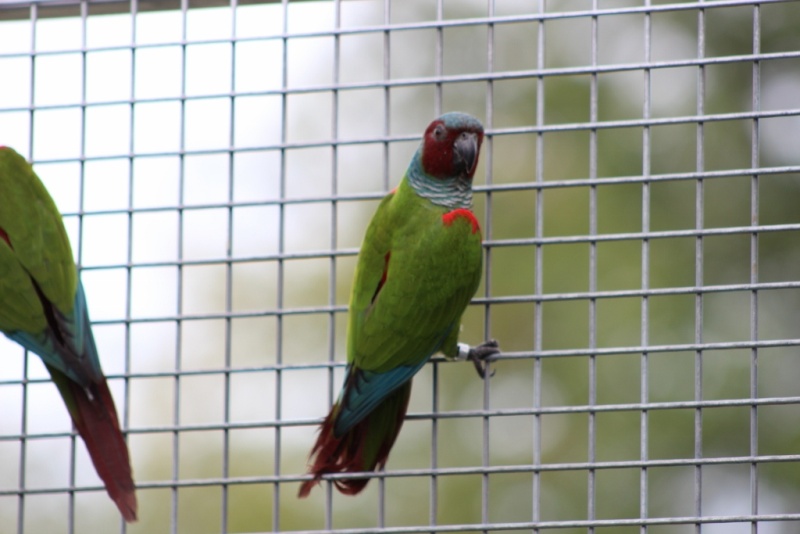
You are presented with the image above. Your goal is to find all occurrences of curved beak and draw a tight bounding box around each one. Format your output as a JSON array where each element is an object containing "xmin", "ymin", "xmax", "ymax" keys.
[{"xmin": 453, "ymin": 132, "xmax": 479, "ymax": 178}]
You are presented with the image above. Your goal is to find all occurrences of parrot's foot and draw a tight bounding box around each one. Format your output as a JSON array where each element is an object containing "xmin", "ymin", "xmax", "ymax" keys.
[{"xmin": 457, "ymin": 340, "xmax": 500, "ymax": 379}]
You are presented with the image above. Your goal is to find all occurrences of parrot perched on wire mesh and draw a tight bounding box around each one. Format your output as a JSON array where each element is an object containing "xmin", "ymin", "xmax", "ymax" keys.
[
  {"xmin": 0, "ymin": 147, "xmax": 137, "ymax": 522},
  {"xmin": 298, "ymin": 112, "xmax": 500, "ymax": 497}
]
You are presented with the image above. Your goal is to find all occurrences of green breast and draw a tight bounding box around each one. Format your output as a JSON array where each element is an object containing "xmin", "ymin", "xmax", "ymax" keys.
[{"xmin": 347, "ymin": 179, "xmax": 483, "ymax": 372}]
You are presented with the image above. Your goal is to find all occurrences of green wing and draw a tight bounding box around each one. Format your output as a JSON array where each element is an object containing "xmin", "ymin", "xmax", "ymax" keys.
[
  {"xmin": 0, "ymin": 147, "xmax": 137, "ymax": 520},
  {"xmin": 0, "ymin": 147, "xmax": 77, "ymax": 334},
  {"xmin": 347, "ymin": 178, "xmax": 483, "ymax": 373},
  {"xmin": 334, "ymin": 178, "xmax": 482, "ymax": 433},
  {"xmin": 0, "ymin": 146, "xmax": 93, "ymax": 383}
]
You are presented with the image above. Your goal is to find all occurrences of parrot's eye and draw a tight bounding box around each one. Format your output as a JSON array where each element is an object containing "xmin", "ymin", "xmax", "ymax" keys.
[{"xmin": 432, "ymin": 124, "xmax": 447, "ymax": 141}]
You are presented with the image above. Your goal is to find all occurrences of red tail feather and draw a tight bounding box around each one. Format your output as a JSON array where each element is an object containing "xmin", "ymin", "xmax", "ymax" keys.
[
  {"xmin": 53, "ymin": 369, "xmax": 137, "ymax": 521},
  {"xmin": 298, "ymin": 382, "xmax": 411, "ymax": 498}
]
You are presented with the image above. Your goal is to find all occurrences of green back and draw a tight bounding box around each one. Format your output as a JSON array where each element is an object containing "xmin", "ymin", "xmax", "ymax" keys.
[
  {"xmin": 347, "ymin": 178, "xmax": 483, "ymax": 373},
  {"xmin": 0, "ymin": 147, "xmax": 77, "ymax": 333}
]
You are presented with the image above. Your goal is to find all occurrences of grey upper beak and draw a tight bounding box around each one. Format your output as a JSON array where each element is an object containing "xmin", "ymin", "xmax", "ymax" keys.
[{"xmin": 453, "ymin": 132, "xmax": 479, "ymax": 177}]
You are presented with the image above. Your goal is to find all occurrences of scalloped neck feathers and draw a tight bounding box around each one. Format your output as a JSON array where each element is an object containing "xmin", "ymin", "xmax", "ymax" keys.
[{"xmin": 405, "ymin": 152, "xmax": 473, "ymax": 209}]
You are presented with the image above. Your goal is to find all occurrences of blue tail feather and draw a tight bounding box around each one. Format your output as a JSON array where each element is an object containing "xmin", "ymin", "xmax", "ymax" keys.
[
  {"xmin": 334, "ymin": 360, "xmax": 426, "ymax": 437},
  {"xmin": 7, "ymin": 281, "xmax": 101, "ymax": 387},
  {"xmin": 333, "ymin": 324, "xmax": 456, "ymax": 437}
]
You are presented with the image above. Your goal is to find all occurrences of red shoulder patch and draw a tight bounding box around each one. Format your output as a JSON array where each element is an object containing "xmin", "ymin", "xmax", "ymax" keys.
[
  {"xmin": 442, "ymin": 208, "xmax": 480, "ymax": 234},
  {"xmin": 371, "ymin": 251, "xmax": 391, "ymax": 304},
  {"xmin": 0, "ymin": 227, "xmax": 11, "ymax": 248}
]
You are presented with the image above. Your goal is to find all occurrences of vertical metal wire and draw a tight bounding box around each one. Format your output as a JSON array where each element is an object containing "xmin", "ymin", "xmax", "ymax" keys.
[
  {"xmin": 431, "ymin": 0, "xmax": 446, "ymax": 514},
  {"xmin": 3, "ymin": 2, "xmax": 797, "ymax": 532},
  {"xmin": 429, "ymin": 0, "xmax": 440, "ymax": 491},
  {"xmin": 481, "ymin": 2, "xmax": 495, "ymax": 533},
  {"xmin": 639, "ymin": 4, "xmax": 652, "ymax": 533},
  {"xmin": 423, "ymin": 1, "xmax": 445, "ymax": 529},
  {"xmin": 587, "ymin": 3, "xmax": 599, "ymax": 533},
  {"xmin": 378, "ymin": 30, "xmax": 391, "ymax": 522},
  {"xmin": 123, "ymin": 3, "xmax": 138, "ymax": 534},
  {"xmin": 428, "ymin": 0, "xmax": 441, "ymax": 528},
  {"xmin": 71, "ymin": 2, "xmax": 90, "ymax": 531},
  {"xmin": 221, "ymin": 2, "xmax": 239, "ymax": 532},
  {"xmin": 171, "ymin": 2, "xmax": 190, "ymax": 532},
  {"xmin": 532, "ymin": 1, "xmax": 546, "ymax": 532},
  {"xmin": 326, "ymin": 1, "xmax": 342, "ymax": 532},
  {"xmin": 694, "ymin": 5, "xmax": 706, "ymax": 533},
  {"xmin": 325, "ymin": 0, "xmax": 346, "ymax": 520},
  {"xmin": 274, "ymin": 1, "xmax": 289, "ymax": 530},
  {"xmin": 428, "ymin": 3, "xmax": 440, "ymax": 520},
  {"xmin": 381, "ymin": 0, "xmax": 391, "ymax": 194},
  {"xmin": 17, "ymin": 6, "xmax": 38, "ymax": 531},
  {"xmin": 433, "ymin": 0, "xmax": 443, "ymax": 117},
  {"xmin": 749, "ymin": 5, "xmax": 761, "ymax": 534},
  {"xmin": 429, "ymin": 356, "xmax": 439, "ymax": 531}
]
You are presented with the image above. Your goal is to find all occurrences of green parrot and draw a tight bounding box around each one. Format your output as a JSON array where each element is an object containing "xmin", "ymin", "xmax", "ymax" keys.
[
  {"xmin": 298, "ymin": 112, "xmax": 500, "ymax": 497},
  {"xmin": 0, "ymin": 147, "xmax": 137, "ymax": 521}
]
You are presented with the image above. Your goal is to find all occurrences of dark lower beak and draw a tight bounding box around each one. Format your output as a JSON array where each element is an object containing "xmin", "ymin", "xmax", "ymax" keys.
[{"xmin": 453, "ymin": 132, "xmax": 479, "ymax": 178}]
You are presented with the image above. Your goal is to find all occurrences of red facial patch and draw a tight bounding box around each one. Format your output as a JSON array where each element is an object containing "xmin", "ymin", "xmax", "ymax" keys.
[
  {"xmin": 420, "ymin": 120, "xmax": 484, "ymax": 180},
  {"xmin": 442, "ymin": 209, "xmax": 480, "ymax": 234},
  {"xmin": 420, "ymin": 121, "xmax": 453, "ymax": 179}
]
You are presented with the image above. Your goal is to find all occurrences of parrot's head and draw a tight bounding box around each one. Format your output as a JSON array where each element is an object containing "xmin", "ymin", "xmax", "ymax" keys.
[{"xmin": 419, "ymin": 112, "xmax": 484, "ymax": 182}]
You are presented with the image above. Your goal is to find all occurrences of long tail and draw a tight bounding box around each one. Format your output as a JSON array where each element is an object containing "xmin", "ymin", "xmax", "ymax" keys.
[
  {"xmin": 298, "ymin": 380, "xmax": 412, "ymax": 497},
  {"xmin": 47, "ymin": 365, "xmax": 138, "ymax": 522}
]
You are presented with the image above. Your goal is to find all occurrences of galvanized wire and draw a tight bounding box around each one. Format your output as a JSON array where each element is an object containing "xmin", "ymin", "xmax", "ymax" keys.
[{"xmin": 1, "ymin": 1, "xmax": 800, "ymax": 533}]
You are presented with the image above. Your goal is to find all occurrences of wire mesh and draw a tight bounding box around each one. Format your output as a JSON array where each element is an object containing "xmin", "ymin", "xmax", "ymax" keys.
[{"xmin": 1, "ymin": 0, "xmax": 800, "ymax": 533}]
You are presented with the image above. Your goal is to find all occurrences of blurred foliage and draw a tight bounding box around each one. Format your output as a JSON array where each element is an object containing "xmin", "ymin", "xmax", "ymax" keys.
[{"xmin": 2, "ymin": 0, "xmax": 800, "ymax": 533}]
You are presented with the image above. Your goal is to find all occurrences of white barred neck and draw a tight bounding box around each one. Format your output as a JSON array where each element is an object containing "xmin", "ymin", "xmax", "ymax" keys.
[{"xmin": 404, "ymin": 151, "xmax": 473, "ymax": 210}]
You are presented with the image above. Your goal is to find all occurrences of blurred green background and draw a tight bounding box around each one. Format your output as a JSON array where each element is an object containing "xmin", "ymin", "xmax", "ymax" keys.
[{"xmin": 1, "ymin": 0, "xmax": 800, "ymax": 532}]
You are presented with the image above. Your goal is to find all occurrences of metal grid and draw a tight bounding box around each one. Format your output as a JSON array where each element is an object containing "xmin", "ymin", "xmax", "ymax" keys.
[{"xmin": 2, "ymin": 0, "xmax": 800, "ymax": 533}]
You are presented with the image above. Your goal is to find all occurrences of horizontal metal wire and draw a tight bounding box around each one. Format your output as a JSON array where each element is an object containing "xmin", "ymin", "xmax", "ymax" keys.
[
  {"xmin": 0, "ymin": 281, "xmax": 787, "ymax": 361},
  {"xmin": 503, "ymin": 338, "xmax": 800, "ymax": 359},
  {"xmin": 0, "ymin": 0, "xmax": 792, "ymax": 58},
  {"xmin": 473, "ymin": 280, "xmax": 800, "ymax": 306},
  {"xmin": 1, "ymin": 468, "xmax": 797, "ymax": 534},
  {"xmin": 39, "ymin": 163, "xmax": 800, "ymax": 222},
  {"xmin": 2, "ymin": 393, "xmax": 799, "ymax": 444},
  {"xmin": 487, "ymin": 222, "xmax": 800, "ymax": 247},
  {"xmin": 7, "ymin": 54, "xmax": 800, "ymax": 124},
  {"xmin": 5, "ymin": 451, "xmax": 800, "ymax": 494},
  {"xmin": 16, "ymin": 104, "xmax": 800, "ymax": 170},
  {"xmin": 2, "ymin": 1, "xmax": 796, "ymax": 532},
  {"xmin": 61, "ymin": 279, "xmax": 800, "ymax": 329},
  {"xmin": 253, "ymin": 514, "xmax": 800, "ymax": 534},
  {"xmin": 61, "ymin": 223, "xmax": 800, "ymax": 274},
  {"xmin": 4, "ymin": 333, "xmax": 800, "ymax": 390},
  {"xmin": 16, "ymin": 447, "xmax": 800, "ymax": 496}
]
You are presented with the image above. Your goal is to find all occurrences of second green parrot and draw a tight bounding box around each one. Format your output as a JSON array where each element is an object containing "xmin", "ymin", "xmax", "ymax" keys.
[
  {"xmin": 0, "ymin": 147, "xmax": 137, "ymax": 521},
  {"xmin": 299, "ymin": 112, "xmax": 500, "ymax": 497}
]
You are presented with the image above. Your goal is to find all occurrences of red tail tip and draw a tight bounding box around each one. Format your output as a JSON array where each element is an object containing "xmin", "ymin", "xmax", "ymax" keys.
[
  {"xmin": 298, "ymin": 477, "xmax": 320, "ymax": 499},
  {"xmin": 63, "ymin": 376, "xmax": 138, "ymax": 522},
  {"xmin": 118, "ymin": 494, "xmax": 138, "ymax": 522}
]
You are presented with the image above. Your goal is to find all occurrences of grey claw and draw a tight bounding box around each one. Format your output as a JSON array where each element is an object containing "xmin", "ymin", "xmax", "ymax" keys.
[{"xmin": 467, "ymin": 339, "xmax": 500, "ymax": 379}]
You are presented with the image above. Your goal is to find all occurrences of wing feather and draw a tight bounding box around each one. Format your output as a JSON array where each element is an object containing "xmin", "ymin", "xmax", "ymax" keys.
[
  {"xmin": 336, "ymin": 179, "xmax": 482, "ymax": 431},
  {"xmin": 0, "ymin": 148, "xmax": 76, "ymax": 322},
  {"xmin": 0, "ymin": 148, "xmax": 100, "ymax": 384}
]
